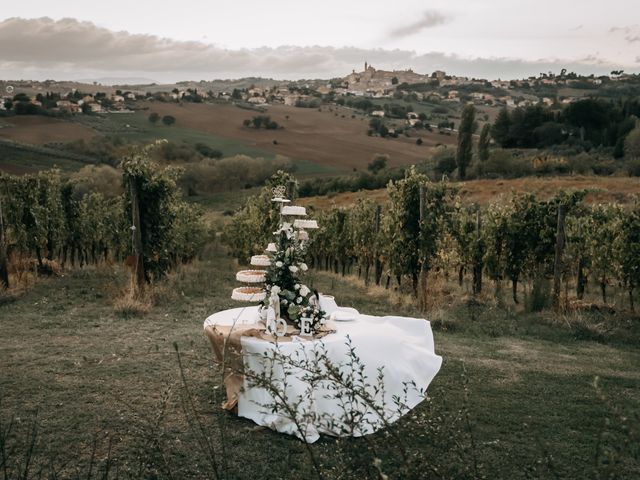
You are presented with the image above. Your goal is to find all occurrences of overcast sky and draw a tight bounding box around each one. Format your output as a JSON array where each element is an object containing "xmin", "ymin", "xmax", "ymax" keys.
[{"xmin": 1, "ymin": 0, "xmax": 638, "ymax": 82}]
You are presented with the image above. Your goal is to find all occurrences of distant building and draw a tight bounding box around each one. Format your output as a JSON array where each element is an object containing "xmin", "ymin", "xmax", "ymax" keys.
[
  {"xmin": 247, "ymin": 96, "xmax": 267, "ymax": 105},
  {"xmin": 343, "ymin": 63, "xmax": 429, "ymax": 95}
]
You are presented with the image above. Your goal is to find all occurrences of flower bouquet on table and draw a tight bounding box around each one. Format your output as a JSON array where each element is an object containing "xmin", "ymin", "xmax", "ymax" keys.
[{"xmin": 259, "ymin": 189, "xmax": 326, "ymax": 336}]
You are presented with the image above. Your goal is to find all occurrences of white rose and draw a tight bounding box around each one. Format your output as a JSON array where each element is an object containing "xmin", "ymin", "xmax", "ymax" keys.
[
  {"xmin": 296, "ymin": 297, "xmax": 303, "ymax": 304},
  {"xmin": 289, "ymin": 265, "xmax": 299, "ymax": 273},
  {"xmin": 294, "ymin": 284, "xmax": 301, "ymax": 290},
  {"xmin": 300, "ymin": 263, "xmax": 308, "ymax": 271},
  {"xmin": 271, "ymin": 285, "xmax": 281, "ymax": 295},
  {"xmin": 299, "ymin": 285, "xmax": 310, "ymax": 296},
  {"xmin": 276, "ymin": 261, "xmax": 283, "ymax": 267}
]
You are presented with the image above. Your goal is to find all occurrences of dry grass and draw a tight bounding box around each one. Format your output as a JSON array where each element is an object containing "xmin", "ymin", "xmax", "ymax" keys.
[
  {"xmin": 112, "ymin": 289, "xmax": 153, "ymax": 317},
  {"xmin": 0, "ymin": 115, "xmax": 96, "ymax": 144},
  {"xmin": 300, "ymin": 175, "xmax": 640, "ymax": 210},
  {"xmin": 146, "ymin": 102, "xmax": 455, "ymax": 171}
]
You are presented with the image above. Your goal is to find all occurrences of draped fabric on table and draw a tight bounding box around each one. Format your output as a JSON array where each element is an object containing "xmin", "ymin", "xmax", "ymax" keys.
[{"xmin": 203, "ymin": 306, "xmax": 442, "ymax": 443}]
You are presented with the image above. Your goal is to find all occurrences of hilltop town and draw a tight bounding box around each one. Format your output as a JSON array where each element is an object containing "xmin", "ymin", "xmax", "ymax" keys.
[{"xmin": 1, "ymin": 63, "xmax": 636, "ymax": 118}]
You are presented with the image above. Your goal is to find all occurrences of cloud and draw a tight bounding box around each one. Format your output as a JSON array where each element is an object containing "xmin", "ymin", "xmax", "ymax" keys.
[
  {"xmin": 388, "ymin": 10, "xmax": 450, "ymax": 39},
  {"xmin": 0, "ymin": 17, "xmax": 635, "ymax": 82},
  {"xmin": 609, "ymin": 24, "xmax": 640, "ymax": 43}
]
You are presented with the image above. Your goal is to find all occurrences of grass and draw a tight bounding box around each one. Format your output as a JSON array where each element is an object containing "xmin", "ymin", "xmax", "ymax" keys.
[
  {"xmin": 73, "ymin": 111, "xmax": 279, "ymax": 158},
  {"xmin": 299, "ymin": 175, "xmax": 640, "ymax": 210},
  {"xmin": 72, "ymin": 112, "xmax": 338, "ymax": 177},
  {"xmin": 0, "ymin": 245, "xmax": 639, "ymax": 478},
  {"xmin": 0, "ymin": 142, "xmax": 91, "ymax": 174}
]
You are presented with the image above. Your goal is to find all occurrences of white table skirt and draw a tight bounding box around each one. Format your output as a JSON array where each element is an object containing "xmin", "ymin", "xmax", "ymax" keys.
[{"xmin": 204, "ymin": 306, "xmax": 442, "ymax": 443}]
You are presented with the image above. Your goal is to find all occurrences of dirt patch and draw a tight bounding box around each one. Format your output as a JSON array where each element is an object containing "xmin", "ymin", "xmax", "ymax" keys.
[
  {"xmin": 0, "ymin": 116, "xmax": 96, "ymax": 144},
  {"xmin": 442, "ymin": 336, "xmax": 640, "ymax": 382},
  {"xmin": 147, "ymin": 102, "xmax": 455, "ymax": 171},
  {"xmin": 300, "ymin": 176, "xmax": 640, "ymax": 209}
]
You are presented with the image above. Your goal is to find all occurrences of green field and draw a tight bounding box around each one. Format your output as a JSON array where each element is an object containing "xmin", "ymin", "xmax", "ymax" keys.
[
  {"xmin": 0, "ymin": 142, "xmax": 93, "ymax": 173},
  {"xmin": 72, "ymin": 112, "xmax": 338, "ymax": 177},
  {"xmin": 1, "ymin": 242, "xmax": 638, "ymax": 479}
]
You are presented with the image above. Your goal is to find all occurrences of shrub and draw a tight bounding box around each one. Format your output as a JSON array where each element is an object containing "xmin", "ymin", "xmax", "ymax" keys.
[
  {"xmin": 626, "ymin": 159, "xmax": 640, "ymax": 176},
  {"xmin": 368, "ymin": 154, "xmax": 388, "ymax": 174},
  {"xmin": 194, "ymin": 143, "xmax": 223, "ymax": 159},
  {"xmin": 433, "ymin": 149, "xmax": 457, "ymax": 177},
  {"xmin": 478, "ymin": 150, "xmax": 534, "ymax": 178},
  {"xmin": 179, "ymin": 155, "xmax": 294, "ymax": 194},
  {"xmin": 162, "ymin": 115, "xmax": 176, "ymax": 126}
]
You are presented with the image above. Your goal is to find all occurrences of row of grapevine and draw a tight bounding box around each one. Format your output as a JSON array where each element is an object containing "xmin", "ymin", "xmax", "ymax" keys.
[
  {"xmin": 0, "ymin": 145, "xmax": 208, "ymax": 290},
  {"xmin": 224, "ymin": 169, "xmax": 640, "ymax": 311}
]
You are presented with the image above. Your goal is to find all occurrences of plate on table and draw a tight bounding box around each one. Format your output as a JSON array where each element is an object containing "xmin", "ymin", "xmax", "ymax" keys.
[{"xmin": 329, "ymin": 308, "xmax": 359, "ymax": 322}]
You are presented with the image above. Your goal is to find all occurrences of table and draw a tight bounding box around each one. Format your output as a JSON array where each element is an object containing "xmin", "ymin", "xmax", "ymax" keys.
[{"xmin": 203, "ymin": 306, "xmax": 442, "ymax": 443}]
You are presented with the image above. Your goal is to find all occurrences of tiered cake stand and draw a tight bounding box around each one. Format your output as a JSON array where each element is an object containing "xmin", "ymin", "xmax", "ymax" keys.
[
  {"xmin": 231, "ymin": 258, "xmax": 268, "ymax": 302},
  {"xmin": 230, "ymin": 189, "xmax": 318, "ymax": 304}
]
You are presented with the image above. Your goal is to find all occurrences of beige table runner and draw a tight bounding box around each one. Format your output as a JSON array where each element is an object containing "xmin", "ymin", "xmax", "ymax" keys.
[{"xmin": 204, "ymin": 322, "xmax": 335, "ymax": 411}]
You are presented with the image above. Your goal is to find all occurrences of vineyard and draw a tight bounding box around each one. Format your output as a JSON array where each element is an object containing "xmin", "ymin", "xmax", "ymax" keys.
[
  {"xmin": 224, "ymin": 169, "xmax": 640, "ymax": 313},
  {"xmin": 0, "ymin": 143, "xmax": 207, "ymax": 292}
]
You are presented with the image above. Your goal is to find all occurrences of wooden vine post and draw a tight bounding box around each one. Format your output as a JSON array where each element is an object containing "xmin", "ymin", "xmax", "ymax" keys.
[
  {"xmin": 129, "ymin": 176, "xmax": 145, "ymax": 294},
  {"xmin": 419, "ymin": 184, "xmax": 428, "ymax": 310},
  {"xmin": 374, "ymin": 204, "xmax": 383, "ymax": 286},
  {"xmin": 472, "ymin": 207, "xmax": 483, "ymax": 295},
  {"xmin": 0, "ymin": 194, "xmax": 8, "ymax": 290},
  {"xmin": 552, "ymin": 204, "xmax": 566, "ymax": 312}
]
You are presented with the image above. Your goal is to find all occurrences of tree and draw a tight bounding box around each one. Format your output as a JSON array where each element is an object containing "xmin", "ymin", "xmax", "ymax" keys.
[
  {"xmin": 387, "ymin": 168, "xmax": 455, "ymax": 296},
  {"xmin": 433, "ymin": 149, "xmax": 457, "ymax": 177},
  {"xmin": 616, "ymin": 205, "xmax": 640, "ymax": 311},
  {"xmin": 368, "ymin": 155, "xmax": 388, "ymax": 174},
  {"xmin": 162, "ymin": 115, "xmax": 176, "ymax": 126},
  {"xmin": 624, "ymin": 126, "xmax": 640, "ymax": 159},
  {"xmin": 478, "ymin": 123, "xmax": 491, "ymax": 162},
  {"xmin": 456, "ymin": 104, "xmax": 476, "ymax": 180},
  {"xmin": 492, "ymin": 107, "xmax": 511, "ymax": 147},
  {"xmin": 148, "ymin": 112, "xmax": 160, "ymax": 124},
  {"xmin": 391, "ymin": 76, "xmax": 399, "ymax": 85},
  {"xmin": 533, "ymin": 122, "xmax": 566, "ymax": 147}
]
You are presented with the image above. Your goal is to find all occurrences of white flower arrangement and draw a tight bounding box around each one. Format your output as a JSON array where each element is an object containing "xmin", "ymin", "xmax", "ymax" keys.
[{"xmin": 260, "ymin": 192, "xmax": 326, "ymax": 334}]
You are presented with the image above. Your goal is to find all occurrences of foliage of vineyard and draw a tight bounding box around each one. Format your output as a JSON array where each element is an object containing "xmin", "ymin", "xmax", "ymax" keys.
[
  {"xmin": 224, "ymin": 169, "xmax": 640, "ymax": 311},
  {"xmin": 0, "ymin": 145, "xmax": 207, "ymax": 290}
]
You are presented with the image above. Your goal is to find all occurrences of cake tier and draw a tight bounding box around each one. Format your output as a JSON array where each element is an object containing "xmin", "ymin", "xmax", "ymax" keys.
[
  {"xmin": 293, "ymin": 219, "xmax": 319, "ymax": 230},
  {"xmin": 250, "ymin": 255, "xmax": 271, "ymax": 267},
  {"xmin": 266, "ymin": 242, "xmax": 277, "ymax": 252},
  {"xmin": 231, "ymin": 286, "xmax": 266, "ymax": 302},
  {"xmin": 236, "ymin": 270, "xmax": 267, "ymax": 283},
  {"xmin": 281, "ymin": 205, "xmax": 307, "ymax": 216}
]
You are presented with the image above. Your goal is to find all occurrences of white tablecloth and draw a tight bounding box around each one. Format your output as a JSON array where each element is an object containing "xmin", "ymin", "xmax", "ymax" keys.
[{"xmin": 203, "ymin": 305, "xmax": 442, "ymax": 443}]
